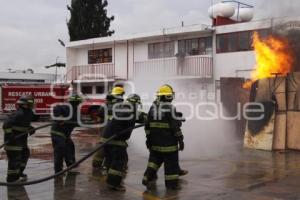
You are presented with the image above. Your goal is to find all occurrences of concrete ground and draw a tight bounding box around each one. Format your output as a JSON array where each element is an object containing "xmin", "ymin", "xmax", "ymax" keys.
[{"xmin": 0, "ymin": 122, "xmax": 300, "ymax": 200}]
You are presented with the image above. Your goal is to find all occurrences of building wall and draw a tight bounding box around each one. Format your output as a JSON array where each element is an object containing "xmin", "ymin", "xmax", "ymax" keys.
[
  {"xmin": 212, "ymin": 19, "xmax": 274, "ymax": 81},
  {"xmin": 133, "ymin": 41, "xmax": 148, "ymax": 62},
  {"xmin": 215, "ymin": 19, "xmax": 271, "ymax": 34},
  {"xmin": 114, "ymin": 42, "xmax": 128, "ymax": 79},
  {"xmin": 66, "ymin": 35, "xmax": 256, "ymax": 85},
  {"xmin": 75, "ymin": 48, "xmax": 88, "ymax": 66},
  {"xmin": 214, "ymin": 51, "xmax": 256, "ymax": 80},
  {"xmin": 66, "ymin": 48, "xmax": 77, "ymax": 68}
]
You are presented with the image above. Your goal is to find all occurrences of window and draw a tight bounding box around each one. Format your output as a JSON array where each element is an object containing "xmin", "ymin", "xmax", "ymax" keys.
[
  {"xmin": 185, "ymin": 39, "xmax": 199, "ymax": 55},
  {"xmin": 81, "ymin": 86, "xmax": 93, "ymax": 94},
  {"xmin": 148, "ymin": 42, "xmax": 175, "ymax": 59},
  {"xmin": 257, "ymin": 29, "xmax": 270, "ymax": 39},
  {"xmin": 178, "ymin": 40, "xmax": 185, "ymax": 54},
  {"xmin": 238, "ymin": 31, "xmax": 251, "ymax": 51},
  {"xmin": 217, "ymin": 29, "xmax": 270, "ymax": 53},
  {"xmin": 88, "ymin": 48, "xmax": 112, "ymax": 64},
  {"xmin": 178, "ymin": 37, "xmax": 212, "ymax": 56},
  {"xmin": 228, "ymin": 33, "xmax": 238, "ymax": 52},
  {"xmin": 96, "ymin": 86, "xmax": 105, "ymax": 94},
  {"xmin": 217, "ymin": 34, "xmax": 228, "ymax": 53},
  {"xmin": 200, "ymin": 37, "xmax": 212, "ymax": 54}
]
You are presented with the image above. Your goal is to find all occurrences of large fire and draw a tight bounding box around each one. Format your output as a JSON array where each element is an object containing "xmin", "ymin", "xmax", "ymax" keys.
[{"xmin": 243, "ymin": 32, "xmax": 294, "ymax": 89}]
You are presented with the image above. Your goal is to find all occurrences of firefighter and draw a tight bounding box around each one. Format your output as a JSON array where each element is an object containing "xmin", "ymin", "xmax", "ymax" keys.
[
  {"xmin": 102, "ymin": 94, "xmax": 145, "ymax": 191},
  {"xmin": 3, "ymin": 95, "xmax": 35, "ymax": 182},
  {"xmin": 92, "ymin": 86, "xmax": 125, "ymax": 170},
  {"xmin": 50, "ymin": 93, "xmax": 82, "ymax": 173},
  {"xmin": 142, "ymin": 85, "xmax": 185, "ymax": 190}
]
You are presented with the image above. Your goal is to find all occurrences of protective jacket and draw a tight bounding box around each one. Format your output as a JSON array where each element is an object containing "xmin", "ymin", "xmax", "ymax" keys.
[
  {"xmin": 145, "ymin": 100, "xmax": 183, "ymax": 153},
  {"xmin": 102, "ymin": 102, "xmax": 145, "ymax": 146},
  {"xmin": 97, "ymin": 95, "xmax": 123, "ymax": 124},
  {"xmin": 3, "ymin": 107, "xmax": 34, "ymax": 150},
  {"xmin": 50, "ymin": 104, "xmax": 78, "ymax": 138},
  {"xmin": 3, "ymin": 106, "xmax": 34, "ymax": 182}
]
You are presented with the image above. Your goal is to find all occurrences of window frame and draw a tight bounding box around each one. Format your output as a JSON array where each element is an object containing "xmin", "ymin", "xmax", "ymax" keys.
[
  {"xmin": 216, "ymin": 29, "xmax": 270, "ymax": 54},
  {"xmin": 148, "ymin": 41, "xmax": 175, "ymax": 59},
  {"xmin": 81, "ymin": 86, "xmax": 93, "ymax": 95},
  {"xmin": 96, "ymin": 86, "xmax": 105, "ymax": 94},
  {"xmin": 178, "ymin": 37, "xmax": 213, "ymax": 56},
  {"xmin": 88, "ymin": 48, "xmax": 113, "ymax": 64}
]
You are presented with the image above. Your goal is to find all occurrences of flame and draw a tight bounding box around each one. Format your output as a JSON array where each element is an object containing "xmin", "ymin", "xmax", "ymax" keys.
[{"xmin": 243, "ymin": 32, "xmax": 294, "ymax": 89}]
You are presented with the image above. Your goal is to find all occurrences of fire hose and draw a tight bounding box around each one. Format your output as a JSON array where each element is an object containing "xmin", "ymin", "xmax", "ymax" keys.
[
  {"xmin": 0, "ymin": 123, "xmax": 54, "ymax": 150},
  {"xmin": 0, "ymin": 123, "xmax": 145, "ymax": 186},
  {"xmin": 0, "ymin": 121, "xmax": 89, "ymax": 150}
]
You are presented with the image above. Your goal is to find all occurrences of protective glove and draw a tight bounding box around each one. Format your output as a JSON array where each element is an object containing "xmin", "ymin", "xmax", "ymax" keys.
[
  {"xmin": 179, "ymin": 140, "xmax": 184, "ymax": 151},
  {"xmin": 28, "ymin": 126, "xmax": 35, "ymax": 136}
]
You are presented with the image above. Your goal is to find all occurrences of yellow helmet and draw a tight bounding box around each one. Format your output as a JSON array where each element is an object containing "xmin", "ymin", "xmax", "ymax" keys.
[
  {"xmin": 111, "ymin": 86, "xmax": 125, "ymax": 96},
  {"xmin": 157, "ymin": 85, "xmax": 174, "ymax": 96}
]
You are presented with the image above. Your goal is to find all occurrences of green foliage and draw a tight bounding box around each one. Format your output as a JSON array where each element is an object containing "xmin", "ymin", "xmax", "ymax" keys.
[{"xmin": 67, "ymin": 0, "xmax": 114, "ymax": 41}]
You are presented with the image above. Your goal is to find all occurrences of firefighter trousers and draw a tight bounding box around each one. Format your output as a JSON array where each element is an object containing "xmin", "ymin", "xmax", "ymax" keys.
[
  {"xmin": 104, "ymin": 145, "xmax": 127, "ymax": 187},
  {"xmin": 51, "ymin": 135, "xmax": 76, "ymax": 173},
  {"xmin": 143, "ymin": 150, "xmax": 180, "ymax": 187},
  {"xmin": 92, "ymin": 142, "xmax": 105, "ymax": 168},
  {"xmin": 6, "ymin": 147, "xmax": 30, "ymax": 182}
]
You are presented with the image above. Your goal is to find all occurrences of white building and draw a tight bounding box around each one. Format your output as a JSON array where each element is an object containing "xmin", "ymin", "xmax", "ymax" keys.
[{"xmin": 66, "ymin": 4, "xmax": 300, "ymax": 101}]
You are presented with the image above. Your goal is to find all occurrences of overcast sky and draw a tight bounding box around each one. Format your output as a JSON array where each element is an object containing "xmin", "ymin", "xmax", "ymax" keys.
[{"xmin": 0, "ymin": 0, "xmax": 299, "ymax": 74}]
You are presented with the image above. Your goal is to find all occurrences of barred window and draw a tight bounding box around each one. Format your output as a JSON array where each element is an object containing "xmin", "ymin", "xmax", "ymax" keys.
[{"xmin": 88, "ymin": 48, "xmax": 112, "ymax": 64}]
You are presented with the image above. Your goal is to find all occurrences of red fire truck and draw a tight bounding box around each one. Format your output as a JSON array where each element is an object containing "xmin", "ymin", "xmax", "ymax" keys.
[
  {"xmin": 1, "ymin": 84, "xmax": 70, "ymax": 115},
  {"xmin": 1, "ymin": 84, "xmax": 106, "ymax": 123}
]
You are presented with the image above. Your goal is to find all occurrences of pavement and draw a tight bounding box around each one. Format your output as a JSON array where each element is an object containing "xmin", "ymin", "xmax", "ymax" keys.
[{"xmin": 0, "ymin": 122, "xmax": 300, "ymax": 199}]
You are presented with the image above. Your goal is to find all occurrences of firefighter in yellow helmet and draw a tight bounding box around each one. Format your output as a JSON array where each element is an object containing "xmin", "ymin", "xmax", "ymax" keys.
[
  {"xmin": 92, "ymin": 86, "xmax": 125, "ymax": 172},
  {"xmin": 102, "ymin": 93, "xmax": 146, "ymax": 191},
  {"xmin": 142, "ymin": 85, "xmax": 186, "ymax": 190},
  {"xmin": 111, "ymin": 86, "xmax": 125, "ymax": 97}
]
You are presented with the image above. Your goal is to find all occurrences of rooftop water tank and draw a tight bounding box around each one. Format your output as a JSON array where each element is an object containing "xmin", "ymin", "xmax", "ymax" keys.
[
  {"xmin": 208, "ymin": 2, "xmax": 235, "ymax": 19},
  {"xmin": 230, "ymin": 7, "xmax": 254, "ymax": 22},
  {"xmin": 239, "ymin": 7, "xmax": 254, "ymax": 22}
]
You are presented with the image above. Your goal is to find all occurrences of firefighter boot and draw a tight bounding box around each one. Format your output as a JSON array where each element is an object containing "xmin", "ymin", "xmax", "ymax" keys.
[
  {"xmin": 179, "ymin": 169, "xmax": 188, "ymax": 176},
  {"xmin": 107, "ymin": 184, "xmax": 126, "ymax": 192}
]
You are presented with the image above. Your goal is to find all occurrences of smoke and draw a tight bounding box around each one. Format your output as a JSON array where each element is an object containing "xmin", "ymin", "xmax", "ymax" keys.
[
  {"xmin": 272, "ymin": 25, "xmax": 300, "ymax": 71},
  {"xmin": 248, "ymin": 0, "xmax": 300, "ymax": 76},
  {"xmin": 254, "ymin": 0, "xmax": 300, "ymax": 19},
  {"xmin": 285, "ymin": 30, "xmax": 300, "ymax": 71},
  {"xmin": 127, "ymin": 79, "xmax": 241, "ymax": 160}
]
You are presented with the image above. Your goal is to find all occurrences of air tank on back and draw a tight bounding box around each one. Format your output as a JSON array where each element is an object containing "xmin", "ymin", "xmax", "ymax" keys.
[{"xmin": 208, "ymin": 2, "xmax": 235, "ymax": 19}]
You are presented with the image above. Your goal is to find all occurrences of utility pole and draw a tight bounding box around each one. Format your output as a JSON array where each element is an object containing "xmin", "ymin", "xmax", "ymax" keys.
[
  {"xmin": 44, "ymin": 57, "xmax": 66, "ymax": 83},
  {"xmin": 55, "ymin": 56, "xmax": 59, "ymax": 82}
]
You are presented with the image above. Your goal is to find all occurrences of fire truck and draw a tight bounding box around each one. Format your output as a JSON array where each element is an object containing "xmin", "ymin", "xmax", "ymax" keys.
[
  {"xmin": 1, "ymin": 84, "xmax": 69, "ymax": 115},
  {"xmin": 0, "ymin": 84, "xmax": 105, "ymax": 121}
]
